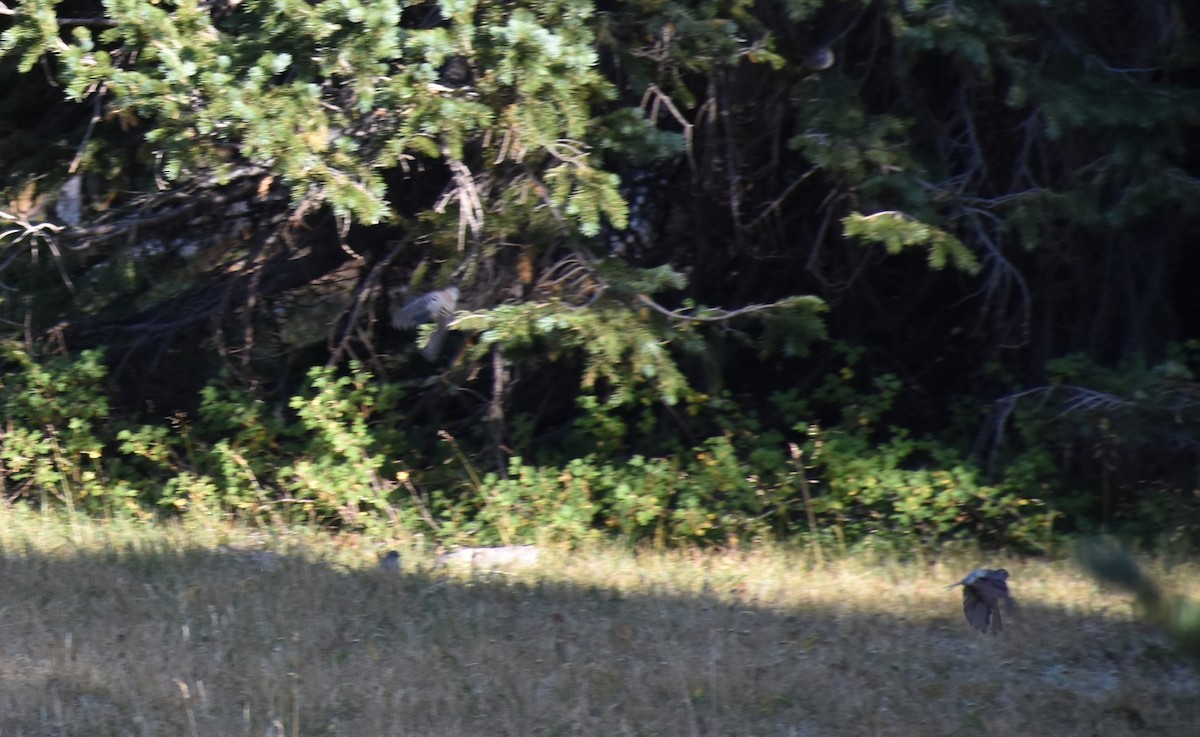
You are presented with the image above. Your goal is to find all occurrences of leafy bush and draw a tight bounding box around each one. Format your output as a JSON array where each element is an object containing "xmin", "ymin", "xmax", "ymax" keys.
[
  {"xmin": 0, "ymin": 344, "xmax": 1139, "ymax": 552},
  {"xmin": 804, "ymin": 427, "xmax": 1055, "ymax": 553},
  {"xmin": 279, "ymin": 365, "xmax": 408, "ymax": 533},
  {"xmin": 771, "ymin": 353, "xmax": 1057, "ymax": 553},
  {"xmin": 0, "ymin": 344, "xmax": 129, "ymax": 514},
  {"xmin": 466, "ymin": 457, "xmax": 603, "ymax": 545}
]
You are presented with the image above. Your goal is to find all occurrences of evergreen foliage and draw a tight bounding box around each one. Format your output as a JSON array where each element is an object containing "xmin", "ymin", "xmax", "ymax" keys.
[
  {"xmin": 842, "ymin": 211, "xmax": 980, "ymax": 274},
  {"xmin": 0, "ymin": 0, "xmax": 1198, "ymax": 548}
]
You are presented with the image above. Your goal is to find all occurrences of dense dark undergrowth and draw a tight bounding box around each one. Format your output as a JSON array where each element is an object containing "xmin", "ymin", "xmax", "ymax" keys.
[
  {"xmin": 2, "ymin": 340, "xmax": 1196, "ymax": 552},
  {"xmin": 2, "ymin": 0, "xmax": 1199, "ymax": 550}
]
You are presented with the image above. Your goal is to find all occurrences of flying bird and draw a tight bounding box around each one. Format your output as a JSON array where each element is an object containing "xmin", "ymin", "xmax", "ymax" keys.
[
  {"xmin": 947, "ymin": 568, "xmax": 1016, "ymax": 634},
  {"xmin": 391, "ymin": 286, "xmax": 459, "ymax": 361},
  {"xmin": 803, "ymin": 46, "xmax": 835, "ymax": 71},
  {"xmin": 379, "ymin": 550, "xmax": 401, "ymax": 572}
]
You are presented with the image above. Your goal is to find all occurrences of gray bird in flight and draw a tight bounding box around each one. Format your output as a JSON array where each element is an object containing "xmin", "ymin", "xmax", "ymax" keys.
[
  {"xmin": 391, "ymin": 286, "xmax": 459, "ymax": 361},
  {"xmin": 947, "ymin": 568, "xmax": 1016, "ymax": 634},
  {"xmin": 379, "ymin": 550, "xmax": 401, "ymax": 572}
]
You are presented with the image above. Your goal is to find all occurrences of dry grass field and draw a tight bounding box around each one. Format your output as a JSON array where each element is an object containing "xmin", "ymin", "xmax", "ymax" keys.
[{"xmin": 0, "ymin": 510, "xmax": 1197, "ymax": 736}]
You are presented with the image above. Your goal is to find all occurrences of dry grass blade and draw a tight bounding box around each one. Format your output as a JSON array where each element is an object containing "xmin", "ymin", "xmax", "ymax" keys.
[{"xmin": 0, "ymin": 513, "xmax": 1196, "ymax": 736}]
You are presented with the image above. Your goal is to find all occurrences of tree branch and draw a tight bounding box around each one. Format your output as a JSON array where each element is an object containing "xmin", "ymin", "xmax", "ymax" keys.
[{"xmin": 635, "ymin": 293, "xmax": 802, "ymax": 323}]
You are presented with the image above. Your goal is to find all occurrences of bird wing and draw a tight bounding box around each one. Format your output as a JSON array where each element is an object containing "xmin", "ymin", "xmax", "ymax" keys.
[
  {"xmin": 962, "ymin": 585, "xmax": 1002, "ymax": 634},
  {"xmin": 392, "ymin": 287, "xmax": 459, "ymax": 329},
  {"xmin": 963, "ymin": 572, "xmax": 1014, "ymax": 634},
  {"xmin": 951, "ymin": 569, "xmax": 1016, "ymax": 635},
  {"xmin": 430, "ymin": 287, "xmax": 459, "ymax": 327},
  {"xmin": 979, "ymin": 571, "xmax": 1008, "ymax": 594},
  {"xmin": 419, "ymin": 327, "xmax": 449, "ymax": 362}
]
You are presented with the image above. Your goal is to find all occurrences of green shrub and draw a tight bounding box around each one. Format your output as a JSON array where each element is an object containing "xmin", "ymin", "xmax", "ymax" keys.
[
  {"xmin": 277, "ymin": 365, "xmax": 407, "ymax": 533},
  {"xmin": 0, "ymin": 343, "xmax": 1077, "ymax": 552},
  {"xmin": 770, "ymin": 351, "xmax": 1057, "ymax": 553},
  {"xmin": 467, "ymin": 457, "xmax": 603, "ymax": 545},
  {"xmin": 0, "ymin": 344, "xmax": 120, "ymax": 513},
  {"xmin": 804, "ymin": 426, "xmax": 1054, "ymax": 553}
]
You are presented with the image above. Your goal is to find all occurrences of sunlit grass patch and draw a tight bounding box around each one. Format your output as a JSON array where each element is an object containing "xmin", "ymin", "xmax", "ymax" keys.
[{"xmin": 0, "ymin": 509, "xmax": 1196, "ymax": 736}]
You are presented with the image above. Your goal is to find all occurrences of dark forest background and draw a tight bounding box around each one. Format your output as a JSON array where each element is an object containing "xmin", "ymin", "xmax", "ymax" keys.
[{"xmin": 1, "ymin": 0, "xmax": 1198, "ymax": 550}]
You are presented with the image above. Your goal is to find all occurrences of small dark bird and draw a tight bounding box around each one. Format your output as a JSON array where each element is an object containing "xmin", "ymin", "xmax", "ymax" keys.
[
  {"xmin": 947, "ymin": 568, "xmax": 1016, "ymax": 634},
  {"xmin": 379, "ymin": 550, "xmax": 401, "ymax": 573},
  {"xmin": 803, "ymin": 46, "xmax": 835, "ymax": 71},
  {"xmin": 428, "ymin": 56, "xmax": 474, "ymax": 92},
  {"xmin": 391, "ymin": 286, "xmax": 459, "ymax": 361}
]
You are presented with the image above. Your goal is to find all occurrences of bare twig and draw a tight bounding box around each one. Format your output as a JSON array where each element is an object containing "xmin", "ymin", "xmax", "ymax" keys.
[
  {"xmin": 746, "ymin": 168, "xmax": 818, "ymax": 229},
  {"xmin": 634, "ymin": 293, "xmax": 802, "ymax": 323},
  {"xmin": 976, "ymin": 384, "xmax": 1155, "ymax": 472},
  {"xmin": 640, "ymin": 84, "xmax": 695, "ymax": 169},
  {"xmin": 0, "ymin": 211, "xmax": 74, "ymax": 294},
  {"xmin": 789, "ymin": 443, "xmax": 824, "ymax": 566},
  {"xmin": 326, "ymin": 236, "xmax": 411, "ymax": 367},
  {"xmin": 435, "ymin": 159, "xmax": 485, "ymax": 252}
]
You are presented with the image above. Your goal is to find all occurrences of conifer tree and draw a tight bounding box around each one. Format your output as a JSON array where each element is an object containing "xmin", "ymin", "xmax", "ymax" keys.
[{"xmin": 0, "ymin": 0, "xmax": 1197, "ymax": 535}]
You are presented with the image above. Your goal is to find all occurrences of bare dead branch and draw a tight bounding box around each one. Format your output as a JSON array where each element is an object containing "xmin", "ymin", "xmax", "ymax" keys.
[
  {"xmin": 640, "ymin": 84, "xmax": 694, "ymax": 169},
  {"xmin": 0, "ymin": 211, "xmax": 74, "ymax": 294},
  {"xmin": 326, "ymin": 236, "xmax": 412, "ymax": 367},
  {"xmin": 974, "ymin": 383, "xmax": 1200, "ymax": 472},
  {"xmin": 435, "ymin": 159, "xmax": 485, "ymax": 252},
  {"xmin": 635, "ymin": 293, "xmax": 802, "ymax": 323}
]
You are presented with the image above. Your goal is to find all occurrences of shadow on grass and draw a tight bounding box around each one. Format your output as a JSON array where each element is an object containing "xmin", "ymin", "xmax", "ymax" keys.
[{"xmin": 0, "ymin": 545, "xmax": 1197, "ymax": 737}]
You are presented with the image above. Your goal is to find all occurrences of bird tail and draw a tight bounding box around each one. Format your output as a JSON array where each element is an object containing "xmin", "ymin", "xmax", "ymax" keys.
[{"xmin": 420, "ymin": 327, "xmax": 448, "ymax": 362}]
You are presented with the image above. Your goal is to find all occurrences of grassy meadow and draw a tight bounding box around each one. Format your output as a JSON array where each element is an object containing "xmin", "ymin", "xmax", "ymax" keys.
[{"xmin": 0, "ymin": 510, "xmax": 1197, "ymax": 736}]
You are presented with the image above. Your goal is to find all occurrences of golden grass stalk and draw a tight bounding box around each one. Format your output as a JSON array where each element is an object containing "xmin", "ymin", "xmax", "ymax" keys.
[{"xmin": 0, "ymin": 508, "xmax": 1196, "ymax": 736}]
